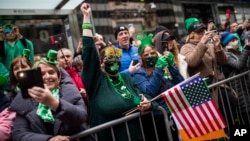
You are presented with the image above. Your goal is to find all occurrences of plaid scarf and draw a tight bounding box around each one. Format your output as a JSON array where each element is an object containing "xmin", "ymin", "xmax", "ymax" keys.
[{"xmin": 36, "ymin": 88, "xmax": 59, "ymax": 123}]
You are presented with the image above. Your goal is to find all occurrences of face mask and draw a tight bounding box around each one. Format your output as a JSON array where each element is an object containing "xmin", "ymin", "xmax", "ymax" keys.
[
  {"xmin": 104, "ymin": 61, "xmax": 120, "ymax": 75},
  {"xmin": 227, "ymin": 40, "xmax": 238, "ymax": 50},
  {"xmin": 145, "ymin": 56, "xmax": 158, "ymax": 67}
]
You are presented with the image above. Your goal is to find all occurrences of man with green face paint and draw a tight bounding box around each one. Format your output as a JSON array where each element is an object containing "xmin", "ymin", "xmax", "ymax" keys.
[{"xmin": 132, "ymin": 32, "xmax": 184, "ymax": 141}]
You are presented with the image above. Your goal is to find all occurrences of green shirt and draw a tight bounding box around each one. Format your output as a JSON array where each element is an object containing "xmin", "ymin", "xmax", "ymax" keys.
[{"xmin": 1, "ymin": 39, "xmax": 34, "ymax": 70}]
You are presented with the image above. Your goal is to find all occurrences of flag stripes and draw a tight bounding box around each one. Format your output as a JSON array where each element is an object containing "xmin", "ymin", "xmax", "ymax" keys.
[{"xmin": 162, "ymin": 80, "xmax": 226, "ymax": 139}]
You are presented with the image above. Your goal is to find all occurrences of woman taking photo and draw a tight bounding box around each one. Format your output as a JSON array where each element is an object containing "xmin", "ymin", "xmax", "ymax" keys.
[{"xmin": 9, "ymin": 49, "xmax": 91, "ymax": 141}]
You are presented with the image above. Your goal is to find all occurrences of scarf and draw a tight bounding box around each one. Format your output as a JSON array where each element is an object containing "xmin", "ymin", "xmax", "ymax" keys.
[{"xmin": 36, "ymin": 88, "xmax": 59, "ymax": 123}]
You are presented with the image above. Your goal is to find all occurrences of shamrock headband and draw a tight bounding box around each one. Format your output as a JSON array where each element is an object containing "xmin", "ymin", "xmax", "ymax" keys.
[{"xmin": 137, "ymin": 31, "xmax": 154, "ymax": 55}]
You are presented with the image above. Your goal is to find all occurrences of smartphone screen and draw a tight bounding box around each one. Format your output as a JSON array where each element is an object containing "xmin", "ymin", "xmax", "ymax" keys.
[
  {"xmin": 17, "ymin": 67, "xmax": 44, "ymax": 99},
  {"xmin": 132, "ymin": 60, "xmax": 139, "ymax": 66}
]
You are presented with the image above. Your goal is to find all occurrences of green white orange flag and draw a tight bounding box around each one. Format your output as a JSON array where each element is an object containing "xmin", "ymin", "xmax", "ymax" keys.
[{"xmin": 161, "ymin": 74, "xmax": 227, "ymax": 140}]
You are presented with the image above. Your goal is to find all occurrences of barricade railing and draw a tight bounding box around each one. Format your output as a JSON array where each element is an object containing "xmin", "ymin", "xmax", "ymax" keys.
[
  {"xmin": 70, "ymin": 106, "xmax": 175, "ymax": 141},
  {"xmin": 70, "ymin": 70, "xmax": 250, "ymax": 141},
  {"xmin": 208, "ymin": 70, "xmax": 250, "ymax": 140}
]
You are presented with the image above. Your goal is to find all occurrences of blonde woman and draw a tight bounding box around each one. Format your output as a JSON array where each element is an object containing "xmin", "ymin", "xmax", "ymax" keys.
[{"xmin": 180, "ymin": 17, "xmax": 227, "ymax": 105}]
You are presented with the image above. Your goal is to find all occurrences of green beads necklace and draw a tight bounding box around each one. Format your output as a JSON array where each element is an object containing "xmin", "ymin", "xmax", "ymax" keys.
[{"xmin": 107, "ymin": 74, "xmax": 141, "ymax": 105}]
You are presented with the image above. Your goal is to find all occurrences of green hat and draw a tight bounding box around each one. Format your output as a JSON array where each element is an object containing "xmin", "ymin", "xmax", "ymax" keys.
[
  {"xmin": 22, "ymin": 49, "xmax": 31, "ymax": 58},
  {"xmin": 0, "ymin": 75, "xmax": 7, "ymax": 88},
  {"xmin": 185, "ymin": 17, "xmax": 207, "ymax": 34},
  {"xmin": 42, "ymin": 49, "xmax": 58, "ymax": 65},
  {"xmin": 137, "ymin": 31, "xmax": 154, "ymax": 55},
  {"xmin": 185, "ymin": 17, "xmax": 199, "ymax": 31}
]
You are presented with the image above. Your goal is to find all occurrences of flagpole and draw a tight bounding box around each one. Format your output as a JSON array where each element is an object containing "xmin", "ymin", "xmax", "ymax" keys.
[
  {"xmin": 124, "ymin": 73, "xmax": 202, "ymax": 116},
  {"xmin": 124, "ymin": 94, "xmax": 163, "ymax": 116}
]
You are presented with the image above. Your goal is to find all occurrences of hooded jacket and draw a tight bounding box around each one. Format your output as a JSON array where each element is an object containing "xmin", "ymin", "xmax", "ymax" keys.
[{"xmin": 153, "ymin": 30, "xmax": 189, "ymax": 79}]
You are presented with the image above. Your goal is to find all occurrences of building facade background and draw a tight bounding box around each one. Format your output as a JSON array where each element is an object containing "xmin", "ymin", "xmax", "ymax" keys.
[{"xmin": 1, "ymin": 0, "xmax": 250, "ymax": 55}]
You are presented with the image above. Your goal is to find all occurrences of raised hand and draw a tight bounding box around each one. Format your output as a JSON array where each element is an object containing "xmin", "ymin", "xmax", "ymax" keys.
[
  {"xmin": 128, "ymin": 61, "xmax": 140, "ymax": 75},
  {"xmin": 28, "ymin": 85, "xmax": 59, "ymax": 111},
  {"xmin": 164, "ymin": 51, "xmax": 175, "ymax": 66},
  {"xmin": 80, "ymin": 3, "xmax": 91, "ymax": 16},
  {"xmin": 155, "ymin": 56, "xmax": 168, "ymax": 69},
  {"xmin": 213, "ymin": 34, "xmax": 221, "ymax": 49},
  {"xmin": 200, "ymin": 31, "xmax": 212, "ymax": 44}
]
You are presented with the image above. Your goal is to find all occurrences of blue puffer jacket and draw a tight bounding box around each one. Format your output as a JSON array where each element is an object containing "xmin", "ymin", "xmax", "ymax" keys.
[{"xmin": 115, "ymin": 44, "xmax": 139, "ymax": 75}]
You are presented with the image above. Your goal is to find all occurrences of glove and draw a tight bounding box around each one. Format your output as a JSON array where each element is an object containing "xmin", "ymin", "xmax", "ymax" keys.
[
  {"xmin": 156, "ymin": 56, "xmax": 168, "ymax": 69},
  {"xmin": 165, "ymin": 52, "xmax": 175, "ymax": 66}
]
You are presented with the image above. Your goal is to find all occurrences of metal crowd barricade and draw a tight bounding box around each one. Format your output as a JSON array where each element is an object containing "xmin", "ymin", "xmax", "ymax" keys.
[
  {"xmin": 208, "ymin": 70, "xmax": 250, "ymax": 141},
  {"xmin": 70, "ymin": 106, "xmax": 175, "ymax": 141},
  {"xmin": 70, "ymin": 70, "xmax": 250, "ymax": 141}
]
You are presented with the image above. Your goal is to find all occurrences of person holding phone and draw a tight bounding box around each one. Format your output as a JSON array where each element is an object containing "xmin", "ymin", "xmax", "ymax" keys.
[
  {"xmin": 180, "ymin": 17, "xmax": 227, "ymax": 103},
  {"xmin": 8, "ymin": 49, "xmax": 92, "ymax": 141},
  {"xmin": 80, "ymin": 3, "xmax": 157, "ymax": 141},
  {"xmin": 114, "ymin": 24, "xmax": 140, "ymax": 75},
  {"xmin": 0, "ymin": 24, "xmax": 34, "ymax": 70}
]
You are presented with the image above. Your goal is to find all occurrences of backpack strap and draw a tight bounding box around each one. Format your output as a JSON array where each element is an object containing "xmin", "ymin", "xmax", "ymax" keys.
[
  {"xmin": 19, "ymin": 37, "xmax": 27, "ymax": 48},
  {"xmin": 0, "ymin": 41, "xmax": 4, "ymax": 57}
]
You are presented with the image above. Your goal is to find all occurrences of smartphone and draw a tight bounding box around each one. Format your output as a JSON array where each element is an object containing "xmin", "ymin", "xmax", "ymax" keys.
[
  {"xmin": 49, "ymin": 33, "xmax": 66, "ymax": 45},
  {"xmin": 132, "ymin": 60, "xmax": 139, "ymax": 66},
  {"xmin": 16, "ymin": 67, "xmax": 44, "ymax": 99},
  {"xmin": 208, "ymin": 30, "xmax": 217, "ymax": 36}
]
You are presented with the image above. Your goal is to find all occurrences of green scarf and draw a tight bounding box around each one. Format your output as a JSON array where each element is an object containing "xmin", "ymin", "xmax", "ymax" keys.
[{"xmin": 36, "ymin": 88, "xmax": 59, "ymax": 123}]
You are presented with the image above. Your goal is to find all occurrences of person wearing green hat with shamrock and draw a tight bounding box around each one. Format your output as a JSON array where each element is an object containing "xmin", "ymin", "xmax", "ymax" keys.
[
  {"xmin": 0, "ymin": 23, "xmax": 34, "ymax": 71},
  {"xmin": 180, "ymin": 17, "xmax": 227, "ymax": 103},
  {"xmin": 80, "ymin": 3, "xmax": 158, "ymax": 141},
  {"xmin": 8, "ymin": 49, "xmax": 93, "ymax": 141},
  {"xmin": 132, "ymin": 32, "xmax": 184, "ymax": 141}
]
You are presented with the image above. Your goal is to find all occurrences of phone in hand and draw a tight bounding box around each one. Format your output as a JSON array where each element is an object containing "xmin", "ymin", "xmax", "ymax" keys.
[
  {"xmin": 16, "ymin": 67, "xmax": 44, "ymax": 99},
  {"xmin": 132, "ymin": 60, "xmax": 139, "ymax": 66},
  {"xmin": 49, "ymin": 33, "xmax": 66, "ymax": 46},
  {"xmin": 128, "ymin": 24, "xmax": 134, "ymax": 29},
  {"xmin": 208, "ymin": 30, "xmax": 217, "ymax": 37}
]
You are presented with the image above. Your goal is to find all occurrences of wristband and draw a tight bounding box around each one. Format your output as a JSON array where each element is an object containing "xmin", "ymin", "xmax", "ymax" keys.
[{"xmin": 82, "ymin": 23, "xmax": 93, "ymax": 29}]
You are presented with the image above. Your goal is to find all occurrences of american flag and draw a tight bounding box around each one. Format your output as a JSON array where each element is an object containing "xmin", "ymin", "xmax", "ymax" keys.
[{"xmin": 162, "ymin": 74, "xmax": 226, "ymax": 139}]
